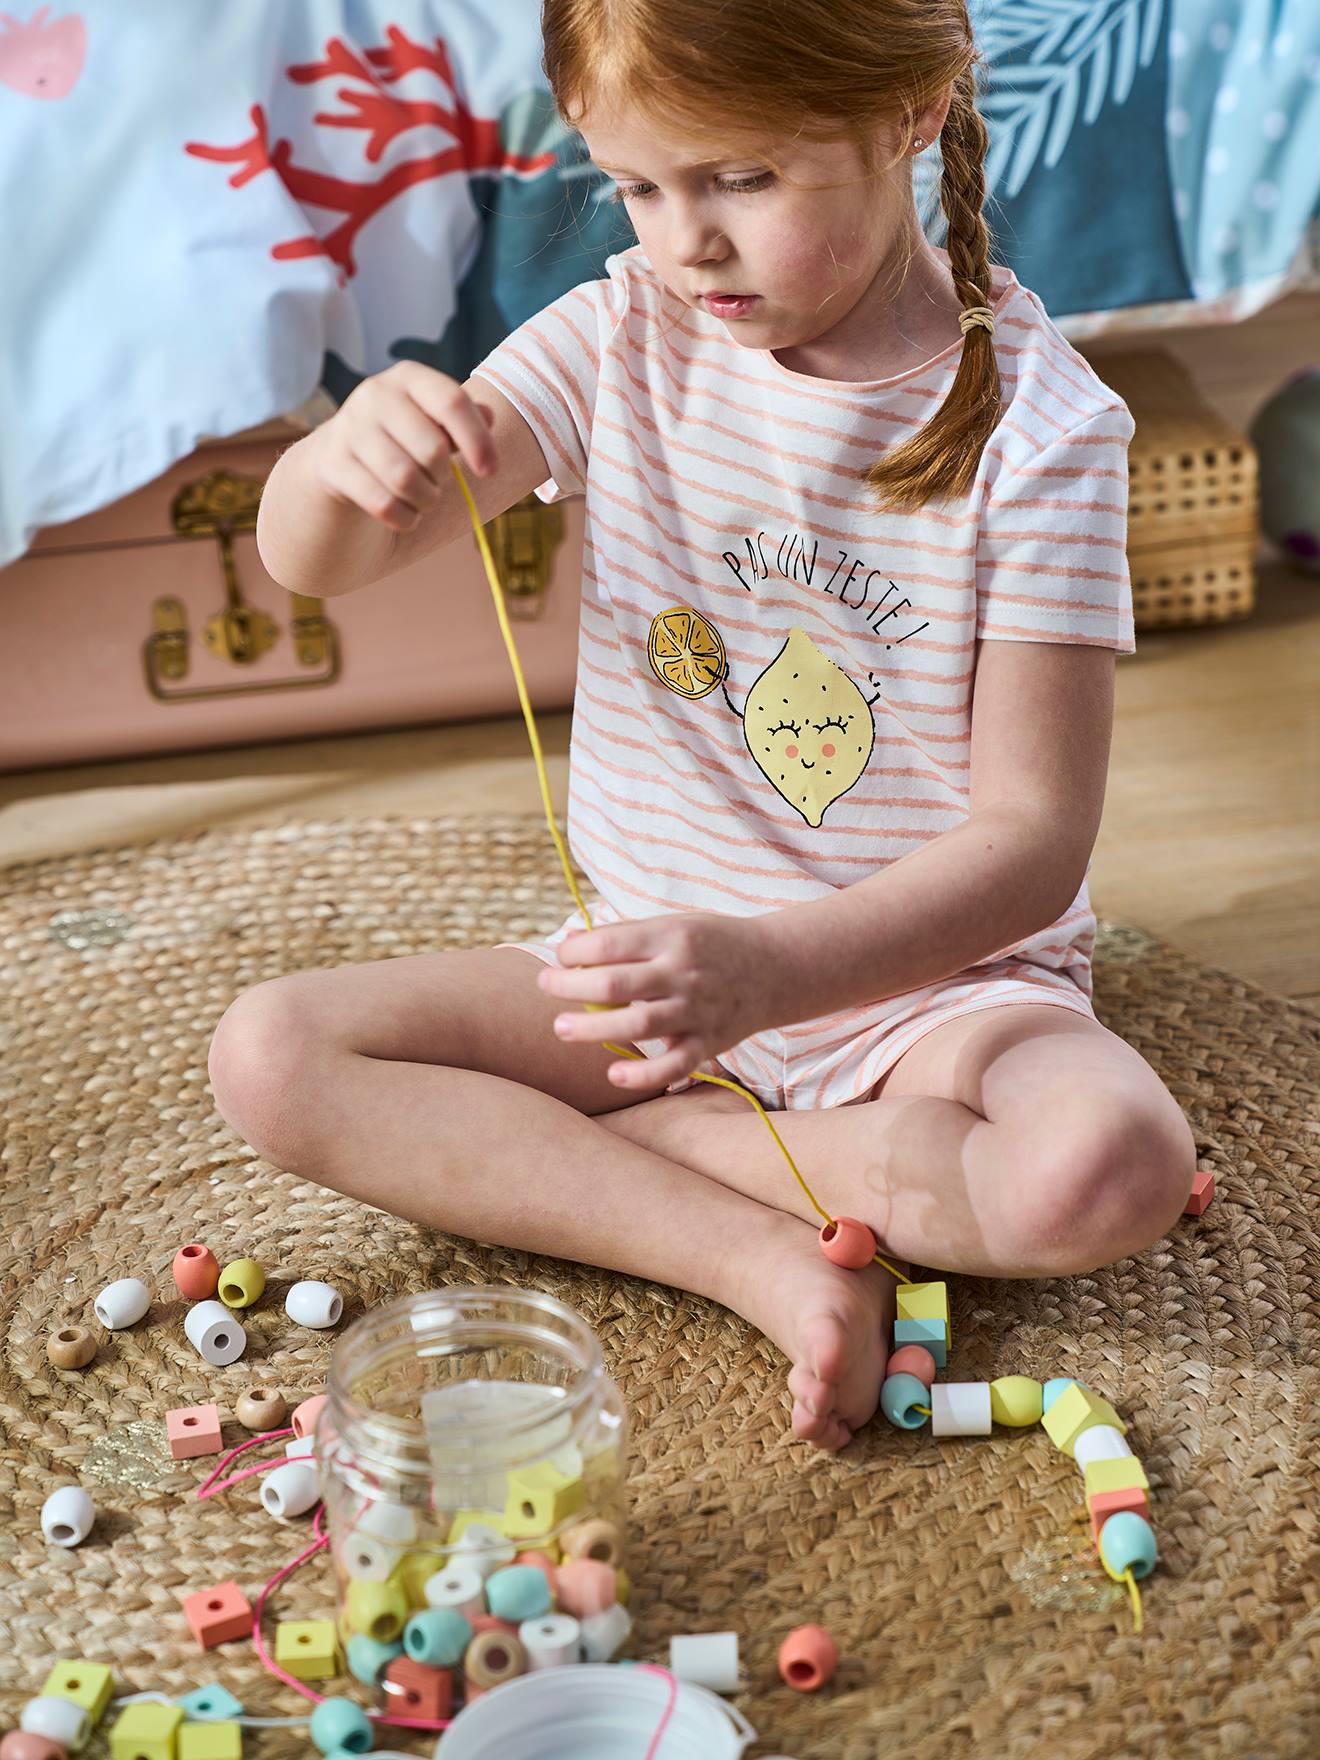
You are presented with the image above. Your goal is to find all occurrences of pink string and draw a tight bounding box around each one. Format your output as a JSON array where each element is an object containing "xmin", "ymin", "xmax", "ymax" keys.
[{"xmin": 638, "ymin": 1665, "xmax": 679, "ymax": 1759}]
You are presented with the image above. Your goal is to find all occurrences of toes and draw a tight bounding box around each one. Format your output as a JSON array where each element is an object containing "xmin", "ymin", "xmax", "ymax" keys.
[
  {"xmin": 799, "ymin": 1314, "xmax": 848, "ymax": 1388},
  {"xmin": 788, "ymin": 1362, "xmax": 833, "ymax": 1421},
  {"xmin": 792, "ymin": 1399, "xmax": 851, "ymax": 1451}
]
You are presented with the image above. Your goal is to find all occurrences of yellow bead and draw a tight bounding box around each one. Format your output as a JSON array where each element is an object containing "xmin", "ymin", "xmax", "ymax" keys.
[
  {"xmin": 989, "ymin": 1376, "xmax": 1044, "ymax": 1427},
  {"xmin": 274, "ymin": 1619, "xmax": 340, "ymax": 1681},
  {"xmin": 504, "ymin": 1462, "xmax": 587, "ymax": 1539},
  {"xmin": 178, "ymin": 1724, "xmax": 242, "ymax": 1760},
  {"xmin": 896, "ymin": 1282, "xmax": 949, "ymax": 1326},
  {"xmin": 110, "ymin": 1704, "xmax": 184, "ymax": 1760},
  {"xmin": 393, "ymin": 1549, "xmax": 444, "ymax": 1609},
  {"xmin": 447, "ymin": 1508, "xmax": 510, "ymax": 1545},
  {"xmin": 345, "ymin": 1577, "xmax": 408, "ymax": 1642},
  {"xmin": 615, "ymin": 1567, "xmax": 631, "ymax": 1606},
  {"xmin": 1082, "ymin": 1455, "xmax": 1149, "ymax": 1499},
  {"xmin": 1040, "ymin": 1383, "xmax": 1127, "ymax": 1457},
  {"xmin": 216, "ymin": 1259, "xmax": 265, "ymax": 1309},
  {"xmin": 41, "ymin": 1662, "xmax": 113, "ymax": 1726}
]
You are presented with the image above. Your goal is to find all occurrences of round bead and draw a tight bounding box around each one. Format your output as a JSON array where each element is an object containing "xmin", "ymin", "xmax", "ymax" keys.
[
  {"xmin": 290, "ymin": 1393, "xmax": 327, "ymax": 1439},
  {"xmin": 236, "ymin": 1388, "xmax": 288, "ymax": 1432},
  {"xmin": 41, "ymin": 1485, "xmax": 95, "ymax": 1548},
  {"xmin": 345, "ymin": 1633, "xmax": 403, "ymax": 1686},
  {"xmin": 285, "ymin": 1280, "xmax": 344, "ymax": 1328},
  {"xmin": 879, "ymin": 1372, "xmax": 930, "ymax": 1430},
  {"xmin": 309, "ymin": 1697, "xmax": 372, "ymax": 1756},
  {"xmin": 818, "ymin": 1216, "xmax": 876, "ymax": 1269},
  {"xmin": 259, "ymin": 1462, "xmax": 320, "ymax": 1520},
  {"xmin": 0, "ymin": 1732, "xmax": 66, "ymax": 1760},
  {"xmin": 172, "ymin": 1243, "xmax": 220, "ymax": 1301},
  {"xmin": 346, "ymin": 1576, "xmax": 408, "ymax": 1642},
  {"xmin": 92, "ymin": 1277, "xmax": 150, "ymax": 1331},
  {"xmin": 216, "ymin": 1258, "xmax": 265, "ymax": 1309},
  {"xmin": 1098, "ymin": 1511, "xmax": 1158, "ymax": 1582},
  {"xmin": 554, "ymin": 1557, "xmax": 616, "ymax": 1619},
  {"xmin": 558, "ymin": 1516, "xmax": 623, "ymax": 1567},
  {"xmin": 777, "ymin": 1624, "xmax": 838, "ymax": 1692},
  {"xmin": 519, "ymin": 1612, "xmax": 581, "ymax": 1670},
  {"xmin": 885, "ymin": 1345, "xmax": 936, "ymax": 1388},
  {"xmin": 465, "ymin": 1627, "xmax": 527, "ymax": 1689},
  {"xmin": 20, "ymin": 1701, "xmax": 89, "ymax": 1754},
  {"xmin": 403, "ymin": 1606, "xmax": 471, "ymax": 1668},
  {"xmin": 486, "ymin": 1563, "xmax": 553, "ymax": 1623},
  {"xmin": 989, "ymin": 1376, "xmax": 1044, "ymax": 1427},
  {"xmin": 46, "ymin": 1326, "xmax": 96, "ymax": 1371},
  {"xmin": 1042, "ymin": 1377, "xmax": 1083, "ymax": 1412},
  {"xmin": 183, "ymin": 1300, "xmax": 246, "ymax": 1367}
]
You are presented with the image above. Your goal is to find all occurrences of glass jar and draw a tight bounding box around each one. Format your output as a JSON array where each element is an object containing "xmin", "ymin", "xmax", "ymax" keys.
[{"xmin": 316, "ymin": 1286, "xmax": 629, "ymax": 1715}]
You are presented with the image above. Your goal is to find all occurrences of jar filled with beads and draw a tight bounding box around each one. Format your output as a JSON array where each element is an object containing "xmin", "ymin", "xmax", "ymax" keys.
[{"xmin": 316, "ymin": 1287, "xmax": 629, "ymax": 1720}]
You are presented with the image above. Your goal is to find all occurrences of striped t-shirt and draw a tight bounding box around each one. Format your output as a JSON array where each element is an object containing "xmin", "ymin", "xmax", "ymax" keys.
[{"xmin": 471, "ymin": 244, "xmax": 1135, "ymax": 996}]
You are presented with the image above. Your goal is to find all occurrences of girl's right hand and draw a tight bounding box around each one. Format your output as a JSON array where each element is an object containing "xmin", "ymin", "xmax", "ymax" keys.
[{"xmin": 307, "ymin": 361, "xmax": 499, "ymax": 534}]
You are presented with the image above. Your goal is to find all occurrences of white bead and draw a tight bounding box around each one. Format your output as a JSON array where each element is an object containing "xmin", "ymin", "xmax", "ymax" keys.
[
  {"xmin": 285, "ymin": 1439, "xmax": 316, "ymax": 1460},
  {"xmin": 669, "ymin": 1630, "xmax": 740, "ymax": 1693},
  {"xmin": 184, "ymin": 1299, "xmax": 247, "ymax": 1366},
  {"xmin": 519, "ymin": 1612, "xmax": 581, "ymax": 1669},
  {"xmin": 41, "ymin": 1484, "xmax": 95, "ymax": 1547},
  {"xmin": 337, "ymin": 1532, "xmax": 402, "ymax": 1582},
  {"xmin": 449, "ymin": 1520, "xmax": 516, "ymax": 1578},
  {"xmin": 930, "ymin": 1382, "xmax": 993, "ymax": 1437},
  {"xmin": 1073, "ymin": 1424, "xmax": 1134, "ymax": 1469},
  {"xmin": 22, "ymin": 1697, "xmax": 91, "ymax": 1752},
  {"xmin": 284, "ymin": 1280, "xmax": 344, "ymax": 1328},
  {"xmin": 93, "ymin": 1277, "xmax": 150, "ymax": 1330},
  {"xmin": 422, "ymin": 1559, "xmax": 486, "ymax": 1622},
  {"xmin": 357, "ymin": 1499, "xmax": 417, "ymax": 1545},
  {"xmin": 260, "ymin": 1462, "xmax": 320, "ymax": 1519},
  {"xmin": 579, "ymin": 1600, "xmax": 632, "ymax": 1663}
]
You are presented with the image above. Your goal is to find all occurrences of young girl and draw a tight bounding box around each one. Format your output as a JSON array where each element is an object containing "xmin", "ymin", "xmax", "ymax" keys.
[{"xmin": 211, "ymin": 0, "xmax": 1196, "ymax": 1452}]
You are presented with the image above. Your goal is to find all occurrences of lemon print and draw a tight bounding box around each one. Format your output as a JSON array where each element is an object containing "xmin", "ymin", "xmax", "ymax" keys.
[
  {"xmin": 743, "ymin": 626, "xmax": 874, "ymax": 827},
  {"xmin": 647, "ymin": 605, "xmax": 726, "ymax": 700}
]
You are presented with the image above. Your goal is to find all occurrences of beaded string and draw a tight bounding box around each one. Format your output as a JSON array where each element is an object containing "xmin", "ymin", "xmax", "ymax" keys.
[{"xmin": 447, "ymin": 456, "xmax": 913, "ymax": 1290}]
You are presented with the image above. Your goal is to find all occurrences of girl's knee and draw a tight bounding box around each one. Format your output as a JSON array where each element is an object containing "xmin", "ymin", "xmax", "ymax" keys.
[{"xmin": 208, "ymin": 973, "xmax": 329, "ymax": 1161}]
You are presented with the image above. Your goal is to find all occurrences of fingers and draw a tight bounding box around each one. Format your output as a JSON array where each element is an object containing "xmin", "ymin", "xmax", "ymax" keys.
[
  {"xmin": 604, "ymin": 1036, "xmax": 706, "ymax": 1092},
  {"xmin": 538, "ymin": 961, "xmax": 667, "ymax": 1007}
]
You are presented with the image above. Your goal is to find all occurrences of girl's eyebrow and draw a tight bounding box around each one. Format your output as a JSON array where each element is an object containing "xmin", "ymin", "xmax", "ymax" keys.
[{"xmin": 594, "ymin": 157, "xmax": 747, "ymax": 176}]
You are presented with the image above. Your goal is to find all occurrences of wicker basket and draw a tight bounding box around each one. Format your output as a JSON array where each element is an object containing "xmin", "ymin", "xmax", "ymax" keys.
[{"xmin": 1094, "ymin": 350, "xmax": 1259, "ymax": 630}]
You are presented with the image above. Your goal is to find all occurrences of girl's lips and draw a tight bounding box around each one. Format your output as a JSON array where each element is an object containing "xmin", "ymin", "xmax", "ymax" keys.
[{"xmin": 702, "ymin": 293, "xmax": 759, "ymax": 317}]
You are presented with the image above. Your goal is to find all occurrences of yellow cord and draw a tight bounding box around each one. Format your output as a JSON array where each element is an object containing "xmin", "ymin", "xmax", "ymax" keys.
[
  {"xmin": 449, "ymin": 457, "xmax": 911, "ymax": 1286},
  {"xmin": 1124, "ymin": 1568, "xmax": 1144, "ymax": 1635}
]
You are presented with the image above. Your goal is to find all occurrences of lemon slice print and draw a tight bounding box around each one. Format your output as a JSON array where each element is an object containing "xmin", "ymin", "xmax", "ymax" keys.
[
  {"xmin": 647, "ymin": 606, "xmax": 727, "ymax": 700},
  {"xmin": 743, "ymin": 626, "xmax": 875, "ymax": 827}
]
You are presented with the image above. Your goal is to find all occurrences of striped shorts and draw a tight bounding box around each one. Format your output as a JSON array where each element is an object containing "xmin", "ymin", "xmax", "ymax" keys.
[{"xmin": 493, "ymin": 900, "xmax": 1098, "ymax": 1112}]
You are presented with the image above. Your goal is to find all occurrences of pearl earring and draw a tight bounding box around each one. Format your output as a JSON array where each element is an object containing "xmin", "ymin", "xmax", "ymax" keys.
[{"xmin": 913, "ymin": 136, "xmax": 925, "ymax": 153}]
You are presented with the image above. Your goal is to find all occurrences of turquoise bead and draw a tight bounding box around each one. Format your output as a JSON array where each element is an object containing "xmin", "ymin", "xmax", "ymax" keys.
[
  {"xmin": 880, "ymin": 1372, "xmax": 931, "ymax": 1430},
  {"xmin": 1042, "ymin": 1377, "xmax": 1084, "ymax": 1412},
  {"xmin": 892, "ymin": 1317, "xmax": 947, "ymax": 1369},
  {"xmin": 486, "ymin": 1563, "xmax": 552, "ymax": 1622},
  {"xmin": 309, "ymin": 1697, "xmax": 373, "ymax": 1756},
  {"xmin": 404, "ymin": 1605, "xmax": 472, "ymax": 1668},
  {"xmin": 346, "ymin": 1633, "xmax": 403, "ymax": 1686},
  {"xmin": 1098, "ymin": 1511, "xmax": 1158, "ymax": 1582},
  {"xmin": 179, "ymin": 1686, "xmax": 244, "ymax": 1722}
]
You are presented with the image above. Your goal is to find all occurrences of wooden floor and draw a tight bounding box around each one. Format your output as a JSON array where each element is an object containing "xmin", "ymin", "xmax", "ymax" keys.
[{"xmin": 2, "ymin": 295, "xmax": 1318, "ymax": 1009}]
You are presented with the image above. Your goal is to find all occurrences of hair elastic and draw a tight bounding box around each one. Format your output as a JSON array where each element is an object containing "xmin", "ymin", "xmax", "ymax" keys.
[{"xmin": 958, "ymin": 304, "xmax": 995, "ymax": 336}]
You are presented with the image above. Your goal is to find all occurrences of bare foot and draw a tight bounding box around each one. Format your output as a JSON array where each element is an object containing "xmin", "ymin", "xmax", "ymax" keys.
[{"xmin": 734, "ymin": 1214, "xmax": 903, "ymax": 1452}]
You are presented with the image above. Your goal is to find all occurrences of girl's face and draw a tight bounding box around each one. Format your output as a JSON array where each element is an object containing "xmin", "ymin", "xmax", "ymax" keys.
[{"xmin": 577, "ymin": 93, "xmax": 951, "ymax": 376}]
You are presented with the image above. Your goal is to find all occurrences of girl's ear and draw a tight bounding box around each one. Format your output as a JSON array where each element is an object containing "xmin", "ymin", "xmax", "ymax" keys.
[{"xmin": 915, "ymin": 82, "xmax": 955, "ymax": 148}]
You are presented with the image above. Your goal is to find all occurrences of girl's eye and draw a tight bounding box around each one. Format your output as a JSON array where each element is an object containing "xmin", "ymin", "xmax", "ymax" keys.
[
  {"xmin": 813, "ymin": 715, "xmax": 849, "ymax": 734},
  {"xmin": 607, "ymin": 172, "xmax": 774, "ymax": 204},
  {"xmin": 766, "ymin": 719, "xmax": 802, "ymax": 737}
]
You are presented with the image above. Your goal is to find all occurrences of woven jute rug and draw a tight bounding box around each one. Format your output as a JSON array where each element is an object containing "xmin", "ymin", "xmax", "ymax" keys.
[{"xmin": 2, "ymin": 815, "xmax": 1317, "ymax": 1759}]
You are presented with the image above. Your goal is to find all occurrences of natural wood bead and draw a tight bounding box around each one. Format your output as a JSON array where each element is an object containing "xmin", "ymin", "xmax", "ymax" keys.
[
  {"xmin": 46, "ymin": 1325, "xmax": 96, "ymax": 1370},
  {"xmin": 236, "ymin": 1388, "xmax": 288, "ymax": 1431}
]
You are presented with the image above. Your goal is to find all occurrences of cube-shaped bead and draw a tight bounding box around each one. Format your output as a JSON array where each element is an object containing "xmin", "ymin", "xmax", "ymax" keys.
[
  {"xmin": 447, "ymin": 1508, "xmax": 510, "ymax": 1545},
  {"xmin": 1087, "ymin": 1484, "xmax": 1151, "ymax": 1547},
  {"xmin": 1041, "ymin": 1383, "xmax": 1127, "ymax": 1458},
  {"xmin": 274, "ymin": 1620, "xmax": 339, "ymax": 1681},
  {"xmin": 383, "ymin": 1657, "xmax": 452, "ymax": 1721},
  {"xmin": 110, "ymin": 1704, "xmax": 184, "ymax": 1760},
  {"xmin": 177, "ymin": 1724, "xmax": 242, "ymax": 1760},
  {"xmin": 41, "ymin": 1662, "xmax": 113, "ymax": 1726},
  {"xmin": 892, "ymin": 1317, "xmax": 947, "ymax": 1369},
  {"xmin": 1183, "ymin": 1169, "xmax": 1215, "ymax": 1215},
  {"xmin": 182, "ymin": 1583, "xmax": 253, "ymax": 1650},
  {"xmin": 1082, "ymin": 1456, "xmax": 1150, "ymax": 1500},
  {"xmin": 896, "ymin": 1282, "xmax": 949, "ymax": 1327},
  {"xmin": 503, "ymin": 1462, "xmax": 586, "ymax": 1539},
  {"xmin": 166, "ymin": 1405, "xmax": 224, "ymax": 1461},
  {"xmin": 177, "ymin": 1688, "xmax": 243, "ymax": 1723}
]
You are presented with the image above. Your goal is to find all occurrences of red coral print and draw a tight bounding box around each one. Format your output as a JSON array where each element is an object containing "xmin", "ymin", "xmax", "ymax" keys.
[{"xmin": 184, "ymin": 24, "xmax": 557, "ymax": 280}]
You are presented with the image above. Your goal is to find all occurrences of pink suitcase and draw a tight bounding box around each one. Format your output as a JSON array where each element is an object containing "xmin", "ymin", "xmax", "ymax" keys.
[{"xmin": 0, "ymin": 423, "xmax": 583, "ymax": 771}]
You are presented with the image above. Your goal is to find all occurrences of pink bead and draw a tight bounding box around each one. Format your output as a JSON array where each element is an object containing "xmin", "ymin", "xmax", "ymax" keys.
[
  {"xmin": 291, "ymin": 1394, "xmax": 327, "ymax": 1439},
  {"xmin": 173, "ymin": 1243, "xmax": 220, "ymax": 1301},
  {"xmin": 818, "ymin": 1216, "xmax": 876, "ymax": 1269},
  {"xmin": 555, "ymin": 1558, "xmax": 616, "ymax": 1618},
  {"xmin": 885, "ymin": 1345, "xmax": 937, "ymax": 1388},
  {"xmin": 778, "ymin": 1623, "xmax": 838, "ymax": 1692},
  {"xmin": 512, "ymin": 1551, "xmax": 558, "ymax": 1594},
  {"xmin": 1, "ymin": 1735, "xmax": 66, "ymax": 1760}
]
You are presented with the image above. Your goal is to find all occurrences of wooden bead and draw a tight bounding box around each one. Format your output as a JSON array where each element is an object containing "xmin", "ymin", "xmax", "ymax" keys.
[
  {"xmin": 1041, "ymin": 1383, "xmax": 1127, "ymax": 1457},
  {"xmin": 166, "ymin": 1403, "xmax": 223, "ymax": 1461},
  {"xmin": 464, "ymin": 1627, "xmax": 526, "ymax": 1690},
  {"xmin": 236, "ymin": 1388, "xmax": 288, "ymax": 1432},
  {"xmin": 504, "ymin": 1461, "xmax": 586, "ymax": 1538},
  {"xmin": 1082, "ymin": 1456, "xmax": 1149, "ymax": 1500},
  {"xmin": 777, "ymin": 1624, "xmax": 838, "ymax": 1692},
  {"xmin": 46, "ymin": 1326, "xmax": 96, "ymax": 1371},
  {"xmin": 885, "ymin": 1345, "xmax": 936, "ymax": 1387},
  {"xmin": 177, "ymin": 1724, "xmax": 241, "ymax": 1760},
  {"xmin": 383, "ymin": 1656, "xmax": 452, "ymax": 1719},
  {"xmin": 818, "ymin": 1216, "xmax": 876, "ymax": 1268},
  {"xmin": 558, "ymin": 1517, "xmax": 623, "ymax": 1567},
  {"xmin": 40, "ymin": 1661, "xmax": 113, "ymax": 1726},
  {"xmin": 172, "ymin": 1244, "xmax": 219, "ymax": 1301},
  {"xmin": 108, "ymin": 1705, "xmax": 182, "ymax": 1760},
  {"xmin": 182, "ymin": 1581, "xmax": 254, "ymax": 1649},
  {"xmin": 1088, "ymin": 1485, "xmax": 1151, "ymax": 1548},
  {"xmin": 216, "ymin": 1258, "xmax": 265, "ymax": 1309},
  {"xmin": 896, "ymin": 1281, "xmax": 949, "ymax": 1326},
  {"xmin": 274, "ymin": 1620, "xmax": 339, "ymax": 1682},
  {"xmin": 892, "ymin": 1317, "xmax": 947, "ymax": 1368}
]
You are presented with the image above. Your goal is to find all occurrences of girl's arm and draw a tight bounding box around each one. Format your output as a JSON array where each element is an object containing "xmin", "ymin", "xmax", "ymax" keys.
[{"xmin": 752, "ymin": 639, "xmax": 1116, "ymax": 1024}]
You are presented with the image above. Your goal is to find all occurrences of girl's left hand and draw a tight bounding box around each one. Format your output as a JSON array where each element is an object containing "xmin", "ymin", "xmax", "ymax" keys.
[{"xmin": 536, "ymin": 911, "xmax": 773, "ymax": 1094}]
